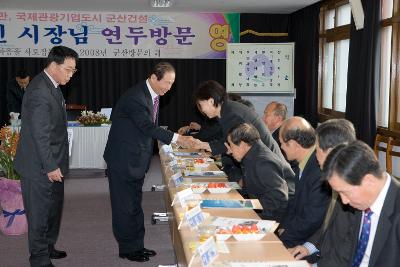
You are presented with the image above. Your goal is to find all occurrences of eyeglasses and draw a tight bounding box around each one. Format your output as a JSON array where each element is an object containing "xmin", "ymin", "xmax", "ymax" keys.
[{"xmin": 60, "ymin": 66, "xmax": 77, "ymax": 74}]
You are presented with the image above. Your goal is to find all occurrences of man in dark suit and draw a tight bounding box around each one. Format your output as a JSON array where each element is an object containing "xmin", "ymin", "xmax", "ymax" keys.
[
  {"xmin": 278, "ymin": 117, "xmax": 331, "ymax": 247},
  {"xmin": 14, "ymin": 46, "xmax": 79, "ymax": 267},
  {"xmin": 225, "ymin": 123, "xmax": 293, "ymax": 221},
  {"xmin": 6, "ymin": 68, "xmax": 30, "ymax": 114},
  {"xmin": 289, "ymin": 119, "xmax": 358, "ymax": 266},
  {"xmin": 321, "ymin": 141, "xmax": 400, "ymax": 267},
  {"xmin": 103, "ymin": 62, "xmax": 192, "ymax": 263},
  {"xmin": 191, "ymin": 80, "xmax": 295, "ymax": 196}
]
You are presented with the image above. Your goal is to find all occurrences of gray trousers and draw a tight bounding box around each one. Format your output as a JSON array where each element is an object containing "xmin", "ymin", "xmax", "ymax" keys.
[{"xmin": 21, "ymin": 176, "xmax": 64, "ymax": 267}]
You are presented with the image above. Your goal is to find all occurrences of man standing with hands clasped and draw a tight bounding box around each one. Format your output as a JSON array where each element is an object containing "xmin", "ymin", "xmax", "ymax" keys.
[
  {"xmin": 104, "ymin": 62, "xmax": 194, "ymax": 263},
  {"xmin": 14, "ymin": 46, "xmax": 79, "ymax": 267}
]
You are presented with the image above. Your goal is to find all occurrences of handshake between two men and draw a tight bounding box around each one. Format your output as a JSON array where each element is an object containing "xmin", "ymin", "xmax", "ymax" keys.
[{"xmin": 176, "ymin": 135, "xmax": 212, "ymax": 152}]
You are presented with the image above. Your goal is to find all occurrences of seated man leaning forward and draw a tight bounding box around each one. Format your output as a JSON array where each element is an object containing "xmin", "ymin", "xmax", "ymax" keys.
[
  {"xmin": 225, "ymin": 123, "xmax": 293, "ymax": 222},
  {"xmin": 278, "ymin": 117, "xmax": 331, "ymax": 247},
  {"xmin": 321, "ymin": 141, "xmax": 400, "ymax": 267}
]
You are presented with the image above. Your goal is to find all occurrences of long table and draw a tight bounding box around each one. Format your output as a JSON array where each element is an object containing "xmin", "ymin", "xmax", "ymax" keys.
[
  {"xmin": 159, "ymin": 148, "xmax": 304, "ymax": 267},
  {"xmin": 68, "ymin": 125, "xmax": 110, "ymax": 169}
]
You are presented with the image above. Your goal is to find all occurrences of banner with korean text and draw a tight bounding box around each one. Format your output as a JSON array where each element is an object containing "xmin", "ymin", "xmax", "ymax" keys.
[{"xmin": 0, "ymin": 10, "xmax": 239, "ymax": 59}]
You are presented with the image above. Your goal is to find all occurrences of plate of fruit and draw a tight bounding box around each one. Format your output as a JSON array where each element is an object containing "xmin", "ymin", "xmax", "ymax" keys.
[
  {"xmin": 190, "ymin": 183, "xmax": 207, "ymax": 194},
  {"xmin": 231, "ymin": 223, "xmax": 266, "ymax": 241},
  {"xmin": 215, "ymin": 227, "xmax": 232, "ymax": 241},
  {"xmin": 207, "ymin": 182, "xmax": 232, "ymax": 194}
]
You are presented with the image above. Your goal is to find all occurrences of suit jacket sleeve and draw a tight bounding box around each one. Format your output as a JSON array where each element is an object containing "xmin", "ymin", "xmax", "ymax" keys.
[
  {"xmin": 27, "ymin": 88, "xmax": 58, "ymax": 173},
  {"xmin": 122, "ymin": 91, "xmax": 173, "ymax": 144},
  {"xmin": 255, "ymin": 160, "xmax": 289, "ymax": 220},
  {"xmin": 280, "ymin": 170, "xmax": 330, "ymax": 245}
]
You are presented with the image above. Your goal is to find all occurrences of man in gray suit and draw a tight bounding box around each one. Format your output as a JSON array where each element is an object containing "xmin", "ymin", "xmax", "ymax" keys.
[{"xmin": 14, "ymin": 46, "xmax": 78, "ymax": 267}]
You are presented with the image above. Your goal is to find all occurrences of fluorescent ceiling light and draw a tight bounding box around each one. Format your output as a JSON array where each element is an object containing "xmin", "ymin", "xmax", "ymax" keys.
[{"xmin": 151, "ymin": 0, "xmax": 172, "ymax": 8}]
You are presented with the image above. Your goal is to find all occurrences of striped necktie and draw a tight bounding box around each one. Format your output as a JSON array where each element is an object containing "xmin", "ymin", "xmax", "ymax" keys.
[
  {"xmin": 352, "ymin": 208, "xmax": 373, "ymax": 267},
  {"xmin": 153, "ymin": 96, "xmax": 159, "ymax": 123}
]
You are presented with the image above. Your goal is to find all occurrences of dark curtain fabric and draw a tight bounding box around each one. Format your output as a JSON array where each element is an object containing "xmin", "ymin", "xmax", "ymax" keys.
[
  {"xmin": 240, "ymin": 13, "xmax": 290, "ymax": 43},
  {"xmin": 0, "ymin": 58, "xmax": 226, "ymax": 131},
  {"xmin": 289, "ymin": 2, "xmax": 321, "ymax": 127},
  {"xmin": 345, "ymin": 0, "xmax": 380, "ymax": 146}
]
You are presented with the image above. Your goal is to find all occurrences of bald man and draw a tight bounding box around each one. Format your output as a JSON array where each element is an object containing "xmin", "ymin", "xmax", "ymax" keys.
[
  {"xmin": 278, "ymin": 117, "xmax": 331, "ymax": 247},
  {"xmin": 263, "ymin": 101, "xmax": 287, "ymax": 147}
]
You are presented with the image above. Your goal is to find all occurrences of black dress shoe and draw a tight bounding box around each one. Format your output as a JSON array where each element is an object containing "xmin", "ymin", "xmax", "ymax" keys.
[
  {"xmin": 49, "ymin": 248, "xmax": 67, "ymax": 259},
  {"xmin": 119, "ymin": 252, "xmax": 149, "ymax": 262},
  {"xmin": 42, "ymin": 263, "xmax": 55, "ymax": 267},
  {"xmin": 140, "ymin": 248, "xmax": 157, "ymax": 257}
]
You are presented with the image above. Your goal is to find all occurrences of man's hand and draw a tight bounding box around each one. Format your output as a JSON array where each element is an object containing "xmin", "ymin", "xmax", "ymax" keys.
[
  {"xmin": 192, "ymin": 139, "xmax": 211, "ymax": 152},
  {"xmin": 189, "ymin": 122, "xmax": 201, "ymax": 131},
  {"xmin": 288, "ymin": 245, "xmax": 309, "ymax": 260},
  {"xmin": 178, "ymin": 125, "xmax": 190, "ymax": 135},
  {"xmin": 47, "ymin": 168, "xmax": 63, "ymax": 183},
  {"xmin": 177, "ymin": 135, "xmax": 196, "ymax": 148}
]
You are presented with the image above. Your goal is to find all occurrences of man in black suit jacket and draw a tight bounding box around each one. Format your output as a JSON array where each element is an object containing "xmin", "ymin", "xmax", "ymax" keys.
[
  {"xmin": 322, "ymin": 141, "xmax": 400, "ymax": 267},
  {"xmin": 6, "ymin": 69, "xmax": 30, "ymax": 114},
  {"xmin": 103, "ymin": 62, "xmax": 192, "ymax": 263},
  {"xmin": 225, "ymin": 123, "xmax": 293, "ymax": 221},
  {"xmin": 14, "ymin": 46, "xmax": 78, "ymax": 267},
  {"xmin": 191, "ymin": 80, "xmax": 295, "ymax": 196},
  {"xmin": 289, "ymin": 119, "xmax": 358, "ymax": 266},
  {"xmin": 278, "ymin": 117, "xmax": 331, "ymax": 248}
]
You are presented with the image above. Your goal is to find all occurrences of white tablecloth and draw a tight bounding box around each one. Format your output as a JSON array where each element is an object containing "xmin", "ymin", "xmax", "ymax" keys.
[{"xmin": 68, "ymin": 125, "xmax": 110, "ymax": 169}]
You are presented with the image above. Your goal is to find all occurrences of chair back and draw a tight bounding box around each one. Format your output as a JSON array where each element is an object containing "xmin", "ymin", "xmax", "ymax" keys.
[
  {"xmin": 387, "ymin": 137, "xmax": 400, "ymax": 179},
  {"xmin": 374, "ymin": 133, "xmax": 391, "ymax": 158}
]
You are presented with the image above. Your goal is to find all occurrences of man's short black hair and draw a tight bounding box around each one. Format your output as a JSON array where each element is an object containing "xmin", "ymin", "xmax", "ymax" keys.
[
  {"xmin": 228, "ymin": 123, "xmax": 260, "ymax": 146},
  {"xmin": 15, "ymin": 69, "xmax": 29, "ymax": 79},
  {"xmin": 281, "ymin": 128, "xmax": 316, "ymax": 148},
  {"xmin": 316, "ymin": 119, "xmax": 356, "ymax": 151},
  {"xmin": 46, "ymin": 46, "xmax": 79, "ymax": 67},
  {"xmin": 322, "ymin": 140, "xmax": 383, "ymax": 185}
]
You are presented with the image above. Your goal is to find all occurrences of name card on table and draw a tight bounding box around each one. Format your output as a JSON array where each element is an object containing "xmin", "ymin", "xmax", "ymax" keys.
[
  {"xmin": 171, "ymin": 188, "xmax": 194, "ymax": 208},
  {"xmin": 189, "ymin": 236, "xmax": 218, "ymax": 267},
  {"xmin": 169, "ymin": 159, "xmax": 178, "ymax": 168},
  {"xmin": 185, "ymin": 205, "xmax": 205, "ymax": 229},
  {"xmin": 170, "ymin": 171, "xmax": 184, "ymax": 187},
  {"xmin": 160, "ymin": 144, "xmax": 173, "ymax": 153}
]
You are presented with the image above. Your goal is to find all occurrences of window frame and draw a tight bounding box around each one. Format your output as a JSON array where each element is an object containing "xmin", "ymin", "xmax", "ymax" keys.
[
  {"xmin": 318, "ymin": 0, "xmax": 351, "ymax": 121},
  {"xmin": 379, "ymin": 0, "xmax": 400, "ymax": 133}
]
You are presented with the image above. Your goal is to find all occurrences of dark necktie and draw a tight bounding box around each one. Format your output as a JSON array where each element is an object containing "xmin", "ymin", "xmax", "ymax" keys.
[
  {"xmin": 352, "ymin": 208, "xmax": 373, "ymax": 267},
  {"xmin": 153, "ymin": 96, "xmax": 159, "ymax": 123}
]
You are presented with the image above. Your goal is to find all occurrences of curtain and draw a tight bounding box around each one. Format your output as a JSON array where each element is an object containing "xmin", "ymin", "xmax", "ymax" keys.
[
  {"xmin": 345, "ymin": 0, "xmax": 381, "ymax": 146},
  {"xmin": 289, "ymin": 2, "xmax": 321, "ymax": 127}
]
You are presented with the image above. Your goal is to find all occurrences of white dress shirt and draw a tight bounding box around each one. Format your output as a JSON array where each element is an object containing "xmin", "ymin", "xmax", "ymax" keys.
[
  {"xmin": 359, "ymin": 172, "xmax": 391, "ymax": 267},
  {"xmin": 145, "ymin": 79, "xmax": 178, "ymax": 143}
]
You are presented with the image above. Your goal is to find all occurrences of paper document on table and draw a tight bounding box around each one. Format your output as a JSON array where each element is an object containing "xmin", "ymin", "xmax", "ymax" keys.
[
  {"xmin": 184, "ymin": 170, "xmax": 226, "ymax": 177},
  {"xmin": 200, "ymin": 199, "xmax": 262, "ymax": 209},
  {"xmin": 173, "ymin": 151, "xmax": 203, "ymax": 157},
  {"xmin": 226, "ymin": 260, "xmax": 309, "ymax": 267}
]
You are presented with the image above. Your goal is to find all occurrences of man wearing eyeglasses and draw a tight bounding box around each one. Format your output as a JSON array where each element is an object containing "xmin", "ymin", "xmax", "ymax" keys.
[{"xmin": 14, "ymin": 45, "xmax": 79, "ymax": 267}]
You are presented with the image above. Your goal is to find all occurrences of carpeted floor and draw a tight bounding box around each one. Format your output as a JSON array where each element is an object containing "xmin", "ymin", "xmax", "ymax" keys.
[{"xmin": 0, "ymin": 156, "xmax": 177, "ymax": 267}]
